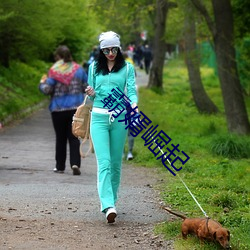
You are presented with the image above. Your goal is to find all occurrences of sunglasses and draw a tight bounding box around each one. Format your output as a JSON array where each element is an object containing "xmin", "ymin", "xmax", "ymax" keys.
[{"xmin": 102, "ymin": 47, "xmax": 119, "ymax": 55}]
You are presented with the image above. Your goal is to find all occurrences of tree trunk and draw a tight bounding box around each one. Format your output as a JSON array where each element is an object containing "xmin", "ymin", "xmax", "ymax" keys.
[
  {"xmin": 147, "ymin": 0, "xmax": 168, "ymax": 89},
  {"xmin": 184, "ymin": 5, "xmax": 218, "ymax": 114},
  {"xmin": 212, "ymin": 0, "xmax": 250, "ymax": 134}
]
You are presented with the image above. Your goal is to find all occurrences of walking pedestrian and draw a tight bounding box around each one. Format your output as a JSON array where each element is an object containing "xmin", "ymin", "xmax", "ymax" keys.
[
  {"xmin": 39, "ymin": 45, "xmax": 88, "ymax": 175},
  {"xmin": 123, "ymin": 51, "xmax": 138, "ymax": 161},
  {"xmin": 134, "ymin": 44, "xmax": 144, "ymax": 69},
  {"xmin": 85, "ymin": 31, "xmax": 138, "ymax": 223},
  {"xmin": 143, "ymin": 44, "xmax": 152, "ymax": 74}
]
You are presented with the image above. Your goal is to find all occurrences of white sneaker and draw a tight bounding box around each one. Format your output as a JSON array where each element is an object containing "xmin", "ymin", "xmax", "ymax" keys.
[
  {"xmin": 53, "ymin": 168, "xmax": 64, "ymax": 173},
  {"xmin": 105, "ymin": 207, "xmax": 117, "ymax": 223},
  {"xmin": 127, "ymin": 152, "xmax": 133, "ymax": 160}
]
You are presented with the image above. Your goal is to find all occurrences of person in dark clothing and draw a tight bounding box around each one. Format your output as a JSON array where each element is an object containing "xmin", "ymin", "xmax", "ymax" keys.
[
  {"xmin": 143, "ymin": 44, "xmax": 152, "ymax": 74},
  {"xmin": 134, "ymin": 45, "xmax": 144, "ymax": 69}
]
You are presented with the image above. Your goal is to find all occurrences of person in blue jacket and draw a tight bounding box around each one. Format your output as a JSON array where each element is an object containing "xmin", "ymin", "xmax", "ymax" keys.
[
  {"xmin": 85, "ymin": 31, "xmax": 138, "ymax": 223},
  {"xmin": 39, "ymin": 45, "xmax": 88, "ymax": 175}
]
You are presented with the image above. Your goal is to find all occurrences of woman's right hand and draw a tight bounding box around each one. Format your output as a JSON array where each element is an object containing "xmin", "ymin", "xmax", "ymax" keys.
[
  {"xmin": 132, "ymin": 102, "xmax": 138, "ymax": 113},
  {"xmin": 40, "ymin": 74, "xmax": 47, "ymax": 83},
  {"xmin": 85, "ymin": 86, "xmax": 96, "ymax": 97}
]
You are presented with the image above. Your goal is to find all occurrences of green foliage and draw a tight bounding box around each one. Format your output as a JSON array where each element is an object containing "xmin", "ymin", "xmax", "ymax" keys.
[
  {"xmin": 92, "ymin": 0, "xmax": 155, "ymax": 45},
  {"xmin": 165, "ymin": 0, "xmax": 213, "ymax": 45},
  {"xmin": 165, "ymin": 2, "xmax": 184, "ymax": 44},
  {"xmin": 128, "ymin": 58, "xmax": 250, "ymax": 249},
  {"xmin": 198, "ymin": 39, "xmax": 250, "ymax": 95},
  {"xmin": 210, "ymin": 134, "xmax": 250, "ymax": 159},
  {"xmin": 210, "ymin": 191, "xmax": 238, "ymax": 209},
  {"xmin": 232, "ymin": 0, "xmax": 250, "ymax": 39},
  {"xmin": 236, "ymin": 37, "xmax": 250, "ymax": 95},
  {"xmin": 0, "ymin": 0, "xmax": 100, "ymax": 66},
  {"xmin": 0, "ymin": 60, "xmax": 49, "ymax": 122}
]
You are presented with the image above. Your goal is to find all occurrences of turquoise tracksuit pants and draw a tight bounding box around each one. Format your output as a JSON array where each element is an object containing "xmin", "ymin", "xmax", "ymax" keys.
[{"xmin": 90, "ymin": 111, "xmax": 127, "ymax": 212}]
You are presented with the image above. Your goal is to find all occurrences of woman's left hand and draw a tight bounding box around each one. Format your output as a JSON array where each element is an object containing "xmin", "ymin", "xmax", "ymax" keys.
[{"xmin": 85, "ymin": 86, "xmax": 96, "ymax": 97}]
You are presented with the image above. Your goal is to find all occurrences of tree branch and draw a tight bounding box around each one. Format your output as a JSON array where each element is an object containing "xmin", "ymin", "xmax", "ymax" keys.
[{"xmin": 190, "ymin": 0, "xmax": 216, "ymax": 37}]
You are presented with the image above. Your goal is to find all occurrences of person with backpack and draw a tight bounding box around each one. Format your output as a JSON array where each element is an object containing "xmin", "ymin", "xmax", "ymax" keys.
[
  {"xmin": 85, "ymin": 31, "xmax": 138, "ymax": 223},
  {"xmin": 39, "ymin": 45, "xmax": 88, "ymax": 175}
]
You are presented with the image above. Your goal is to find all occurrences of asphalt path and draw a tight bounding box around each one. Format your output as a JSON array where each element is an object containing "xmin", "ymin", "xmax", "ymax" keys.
[
  {"xmin": 0, "ymin": 106, "xmax": 166, "ymax": 223},
  {"xmin": 0, "ymin": 69, "xmax": 172, "ymax": 249}
]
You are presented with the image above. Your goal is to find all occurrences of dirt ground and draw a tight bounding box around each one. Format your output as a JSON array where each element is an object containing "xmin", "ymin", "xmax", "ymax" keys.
[{"xmin": 0, "ymin": 74, "xmax": 174, "ymax": 249}]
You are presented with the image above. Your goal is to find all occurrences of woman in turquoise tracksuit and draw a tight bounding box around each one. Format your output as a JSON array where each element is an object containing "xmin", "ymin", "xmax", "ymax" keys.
[{"xmin": 86, "ymin": 31, "xmax": 138, "ymax": 223}]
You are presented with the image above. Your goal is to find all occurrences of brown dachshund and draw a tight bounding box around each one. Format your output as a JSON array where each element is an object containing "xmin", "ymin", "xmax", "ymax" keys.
[{"xmin": 162, "ymin": 207, "xmax": 231, "ymax": 249}]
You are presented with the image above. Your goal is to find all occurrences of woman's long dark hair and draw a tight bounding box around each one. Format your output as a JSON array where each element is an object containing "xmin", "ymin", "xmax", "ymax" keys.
[{"xmin": 95, "ymin": 48, "xmax": 126, "ymax": 75}]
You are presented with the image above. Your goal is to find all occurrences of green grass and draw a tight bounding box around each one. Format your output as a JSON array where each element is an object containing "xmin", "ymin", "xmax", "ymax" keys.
[
  {"xmin": 127, "ymin": 58, "xmax": 250, "ymax": 250},
  {"xmin": 210, "ymin": 134, "xmax": 250, "ymax": 159}
]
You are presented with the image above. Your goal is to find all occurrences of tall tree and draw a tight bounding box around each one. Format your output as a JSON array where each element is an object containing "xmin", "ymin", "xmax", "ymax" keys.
[
  {"xmin": 0, "ymin": 0, "xmax": 98, "ymax": 66},
  {"xmin": 148, "ymin": 0, "xmax": 176, "ymax": 89},
  {"xmin": 191, "ymin": 0, "xmax": 250, "ymax": 134},
  {"xmin": 184, "ymin": 1, "xmax": 218, "ymax": 114}
]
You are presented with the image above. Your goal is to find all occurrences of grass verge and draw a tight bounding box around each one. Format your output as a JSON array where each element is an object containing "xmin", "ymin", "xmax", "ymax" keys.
[{"xmin": 126, "ymin": 58, "xmax": 250, "ymax": 250}]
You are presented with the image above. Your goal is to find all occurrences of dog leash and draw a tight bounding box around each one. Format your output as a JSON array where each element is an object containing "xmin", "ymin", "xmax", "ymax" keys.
[
  {"xmin": 175, "ymin": 172, "xmax": 209, "ymax": 218},
  {"xmin": 147, "ymin": 132, "xmax": 209, "ymax": 218}
]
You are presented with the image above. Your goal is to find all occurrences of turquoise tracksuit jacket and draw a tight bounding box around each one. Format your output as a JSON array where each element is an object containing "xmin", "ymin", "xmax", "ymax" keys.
[{"xmin": 87, "ymin": 62, "xmax": 138, "ymax": 108}]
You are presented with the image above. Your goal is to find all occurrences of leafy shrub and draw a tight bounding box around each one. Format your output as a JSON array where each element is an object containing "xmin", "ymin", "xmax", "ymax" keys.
[
  {"xmin": 210, "ymin": 192, "xmax": 237, "ymax": 209},
  {"xmin": 210, "ymin": 134, "xmax": 250, "ymax": 158}
]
